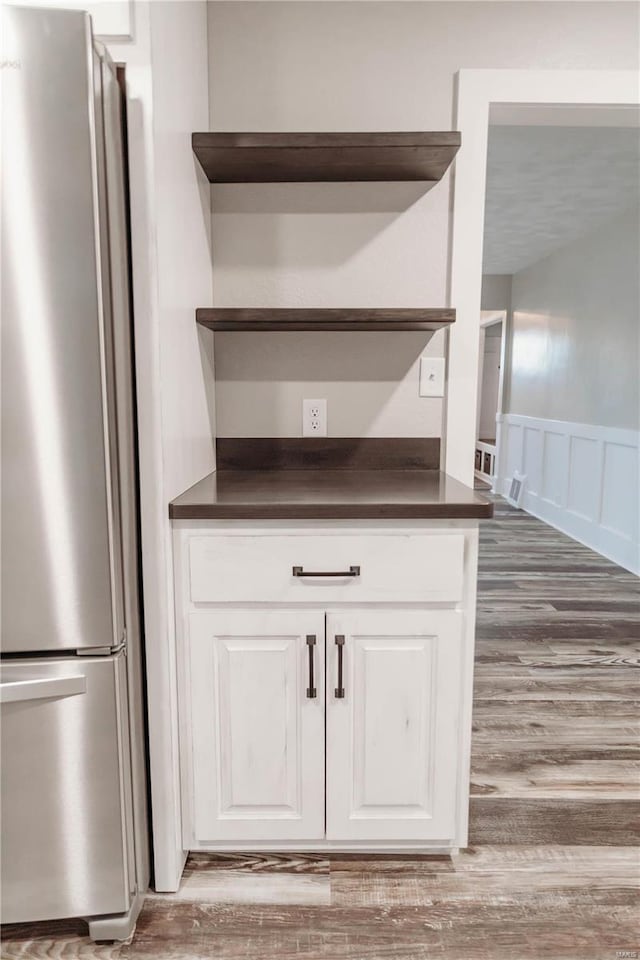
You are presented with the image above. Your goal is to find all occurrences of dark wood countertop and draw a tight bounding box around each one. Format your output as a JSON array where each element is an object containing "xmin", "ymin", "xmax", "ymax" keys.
[{"xmin": 169, "ymin": 469, "xmax": 493, "ymax": 521}]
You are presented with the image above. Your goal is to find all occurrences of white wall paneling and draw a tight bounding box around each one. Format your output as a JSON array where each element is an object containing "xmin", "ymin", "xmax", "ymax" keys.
[{"xmin": 498, "ymin": 414, "xmax": 639, "ymax": 574}]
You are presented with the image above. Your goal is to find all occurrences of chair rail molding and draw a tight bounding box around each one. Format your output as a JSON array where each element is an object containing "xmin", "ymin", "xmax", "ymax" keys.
[
  {"xmin": 448, "ymin": 68, "xmax": 639, "ymax": 487},
  {"xmin": 497, "ymin": 414, "xmax": 639, "ymax": 575}
]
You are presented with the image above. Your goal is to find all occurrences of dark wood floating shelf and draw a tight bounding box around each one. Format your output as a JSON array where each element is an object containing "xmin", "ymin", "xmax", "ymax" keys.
[
  {"xmin": 192, "ymin": 132, "xmax": 461, "ymax": 183},
  {"xmin": 196, "ymin": 308, "xmax": 456, "ymax": 332}
]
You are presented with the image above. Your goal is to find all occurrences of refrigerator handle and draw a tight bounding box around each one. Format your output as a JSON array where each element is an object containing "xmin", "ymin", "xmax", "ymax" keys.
[{"xmin": 0, "ymin": 675, "xmax": 87, "ymax": 704}]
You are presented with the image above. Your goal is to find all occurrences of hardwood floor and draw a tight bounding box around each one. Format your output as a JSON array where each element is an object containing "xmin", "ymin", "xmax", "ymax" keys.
[
  {"xmin": 3, "ymin": 498, "xmax": 638, "ymax": 959},
  {"xmin": 470, "ymin": 499, "xmax": 639, "ymax": 852}
]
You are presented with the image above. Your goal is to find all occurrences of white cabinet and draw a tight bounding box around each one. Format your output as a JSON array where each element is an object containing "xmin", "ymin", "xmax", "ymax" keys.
[
  {"xmin": 326, "ymin": 609, "xmax": 462, "ymax": 842},
  {"xmin": 175, "ymin": 522, "xmax": 478, "ymax": 852},
  {"xmin": 186, "ymin": 611, "xmax": 325, "ymax": 844},
  {"xmin": 186, "ymin": 608, "xmax": 460, "ymax": 846}
]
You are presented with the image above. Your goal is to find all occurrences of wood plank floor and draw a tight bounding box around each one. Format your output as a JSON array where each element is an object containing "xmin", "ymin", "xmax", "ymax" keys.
[
  {"xmin": 470, "ymin": 499, "xmax": 639, "ymax": 852},
  {"xmin": 3, "ymin": 498, "xmax": 638, "ymax": 959}
]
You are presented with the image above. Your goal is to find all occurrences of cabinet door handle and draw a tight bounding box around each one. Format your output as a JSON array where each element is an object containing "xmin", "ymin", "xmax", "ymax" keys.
[
  {"xmin": 293, "ymin": 565, "xmax": 360, "ymax": 578},
  {"xmin": 334, "ymin": 635, "xmax": 345, "ymax": 699},
  {"xmin": 306, "ymin": 635, "xmax": 317, "ymax": 698}
]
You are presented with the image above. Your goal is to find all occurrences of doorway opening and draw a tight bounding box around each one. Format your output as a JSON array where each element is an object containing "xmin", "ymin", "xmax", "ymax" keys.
[
  {"xmin": 478, "ymin": 104, "xmax": 639, "ymax": 571},
  {"xmin": 474, "ymin": 310, "xmax": 506, "ymax": 491}
]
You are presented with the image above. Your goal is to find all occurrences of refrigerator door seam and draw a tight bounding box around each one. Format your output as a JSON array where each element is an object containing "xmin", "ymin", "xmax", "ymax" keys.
[{"xmin": 86, "ymin": 23, "xmax": 127, "ymax": 654}]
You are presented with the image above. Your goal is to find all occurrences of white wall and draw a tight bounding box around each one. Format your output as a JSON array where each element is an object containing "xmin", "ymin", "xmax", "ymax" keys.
[
  {"xmin": 481, "ymin": 274, "xmax": 512, "ymax": 314},
  {"xmin": 150, "ymin": 3, "xmax": 216, "ymax": 500},
  {"xmin": 215, "ymin": 331, "xmax": 443, "ymax": 437},
  {"xmin": 107, "ymin": 0, "xmax": 215, "ymax": 891},
  {"xmin": 499, "ymin": 209, "xmax": 640, "ymax": 572},
  {"xmin": 206, "ymin": 1, "xmax": 639, "ymax": 440},
  {"xmin": 507, "ymin": 208, "xmax": 639, "ymax": 430}
]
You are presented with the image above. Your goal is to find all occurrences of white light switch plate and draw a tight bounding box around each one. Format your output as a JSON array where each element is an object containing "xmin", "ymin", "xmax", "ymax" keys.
[{"xmin": 419, "ymin": 357, "xmax": 445, "ymax": 397}]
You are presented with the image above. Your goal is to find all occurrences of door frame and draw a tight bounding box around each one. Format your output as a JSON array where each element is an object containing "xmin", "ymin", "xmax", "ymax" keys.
[
  {"xmin": 476, "ymin": 310, "xmax": 506, "ymax": 492},
  {"xmin": 445, "ymin": 69, "xmax": 639, "ymax": 486}
]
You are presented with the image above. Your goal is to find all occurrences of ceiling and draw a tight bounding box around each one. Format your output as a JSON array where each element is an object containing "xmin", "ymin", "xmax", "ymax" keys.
[{"xmin": 482, "ymin": 124, "xmax": 640, "ymax": 275}]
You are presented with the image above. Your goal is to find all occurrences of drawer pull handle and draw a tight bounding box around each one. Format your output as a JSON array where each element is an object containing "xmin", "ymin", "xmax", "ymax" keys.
[
  {"xmin": 292, "ymin": 565, "xmax": 360, "ymax": 578},
  {"xmin": 335, "ymin": 635, "xmax": 345, "ymax": 699},
  {"xmin": 306, "ymin": 635, "xmax": 317, "ymax": 699}
]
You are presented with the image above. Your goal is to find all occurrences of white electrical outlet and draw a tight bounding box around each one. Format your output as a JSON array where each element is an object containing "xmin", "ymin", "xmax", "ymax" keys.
[
  {"xmin": 419, "ymin": 357, "xmax": 445, "ymax": 397},
  {"xmin": 302, "ymin": 399, "xmax": 327, "ymax": 437}
]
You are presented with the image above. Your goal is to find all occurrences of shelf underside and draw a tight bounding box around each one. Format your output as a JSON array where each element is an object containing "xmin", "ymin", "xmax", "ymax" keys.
[
  {"xmin": 196, "ymin": 308, "xmax": 456, "ymax": 332},
  {"xmin": 192, "ymin": 132, "xmax": 461, "ymax": 183}
]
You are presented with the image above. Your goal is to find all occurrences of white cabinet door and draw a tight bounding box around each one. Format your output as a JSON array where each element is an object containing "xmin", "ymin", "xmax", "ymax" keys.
[
  {"xmin": 186, "ymin": 611, "xmax": 325, "ymax": 844},
  {"xmin": 326, "ymin": 609, "xmax": 463, "ymax": 842}
]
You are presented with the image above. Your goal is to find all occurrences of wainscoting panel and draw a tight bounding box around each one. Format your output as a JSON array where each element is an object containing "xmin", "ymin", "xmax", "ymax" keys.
[
  {"xmin": 567, "ymin": 436, "xmax": 599, "ymax": 522},
  {"xmin": 523, "ymin": 427, "xmax": 542, "ymax": 496},
  {"xmin": 541, "ymin": 431, "xmax": 568, "ymax": 507},
  {"xmin": 498, "ymin": 415, "xmax": 639, "ymax": 574},
  {"xmin": 601, "ymin": 441, "xmax": 637, "ymax": 541}
]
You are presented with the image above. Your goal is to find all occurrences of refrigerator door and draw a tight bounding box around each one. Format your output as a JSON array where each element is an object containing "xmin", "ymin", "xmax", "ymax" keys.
[
  {"xmin": 0, "ymin": 654, "xmax": 132, "ymax": 923},
  {"xmin": 98, "ymin": 50, "xmax": 152, "ymax": 896},
  {"xmin": 1, "ymin": 6, "xmax": 121, "ymax": 653}
]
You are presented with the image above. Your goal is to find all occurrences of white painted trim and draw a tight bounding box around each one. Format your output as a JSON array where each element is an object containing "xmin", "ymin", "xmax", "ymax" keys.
[
  {"xmin": 186, "ymin": 841, "xmax": 458, "ymax": 855},
  {"xmin": 477, "ymin": 311, "xmax": 506, "ymax": 491},
  {"xmin": 498, "ymin": 414, "xmax": 639, "ymax": 574},
  {"xmin": 447, "ymin": 69, "xmax": 640, "ymax": 486},
  {"xmin": 490, "ymin": 104, "xmax": 640, "ymax": 127},
  {"xmin": 105, "ymin": 11, "xmax": 184, "ymax": 893},
  {"xmin": 108, "ymin": 1, "xmax": 214, "ymax": 893}
]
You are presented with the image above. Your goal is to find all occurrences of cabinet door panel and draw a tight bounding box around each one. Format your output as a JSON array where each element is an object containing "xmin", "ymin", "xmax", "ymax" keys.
[
  {"xmin": 186, "ymin": 611, "xmax": 325, "ymax": 843},
  {"xmin": 326, "ymin": 610, "xmax": 462, "ymax": 842}
]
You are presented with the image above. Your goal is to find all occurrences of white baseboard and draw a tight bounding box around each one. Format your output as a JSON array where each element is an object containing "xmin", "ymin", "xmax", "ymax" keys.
[{"xmin": 497, "ymin": 414, "xmax": 639, "ymax": 575}]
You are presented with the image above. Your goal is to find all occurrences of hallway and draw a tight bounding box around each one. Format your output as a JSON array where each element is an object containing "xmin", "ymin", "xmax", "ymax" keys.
[{"xmin": 3, "ymin": 498, "xmax": 638, "ymax": 959}]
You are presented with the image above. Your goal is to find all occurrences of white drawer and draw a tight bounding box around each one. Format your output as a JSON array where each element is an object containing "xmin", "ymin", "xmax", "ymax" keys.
[{"xmin": 188, "ymin": 533, "xmax": 465, "ymax": 604}]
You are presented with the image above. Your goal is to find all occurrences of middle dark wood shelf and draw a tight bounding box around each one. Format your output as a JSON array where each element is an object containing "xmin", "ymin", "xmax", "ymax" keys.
[{"xmin": 196, "ymin": 308, "xmax": 455, "ymax": 332}]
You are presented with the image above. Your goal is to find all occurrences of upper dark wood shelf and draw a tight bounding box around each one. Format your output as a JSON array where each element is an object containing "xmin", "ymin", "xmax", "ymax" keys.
[
  {"xmin": 192, "ymin": 132, "xmax": 461, "ymax": 184},
  {"xmin": 196, "ymin": 308, "xmax": 455, "ymax": 332}
]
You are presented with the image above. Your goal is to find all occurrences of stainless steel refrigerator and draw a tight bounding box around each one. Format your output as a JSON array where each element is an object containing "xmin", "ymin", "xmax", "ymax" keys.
[{"xmin": 1, "ymin": 5, "xmax": 150, "ymax": 940}]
